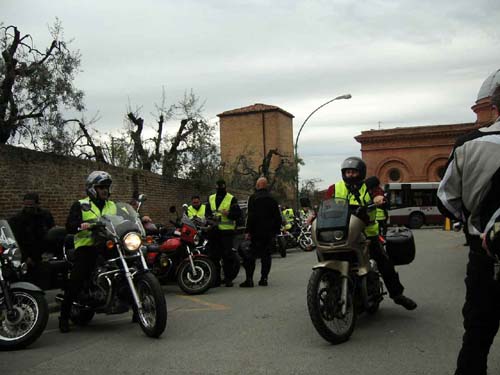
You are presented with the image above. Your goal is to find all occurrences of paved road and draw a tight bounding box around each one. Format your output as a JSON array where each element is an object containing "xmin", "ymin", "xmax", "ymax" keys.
[{"xmin": 2, "ymin": 229, "xmax": 499, "ymax": 375}]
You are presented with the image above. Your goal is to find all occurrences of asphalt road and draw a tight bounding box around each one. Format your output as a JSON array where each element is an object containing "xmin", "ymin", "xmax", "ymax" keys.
[{"xmin": 2, "ymin": 229, "xmax": 499, "ymax": 375}]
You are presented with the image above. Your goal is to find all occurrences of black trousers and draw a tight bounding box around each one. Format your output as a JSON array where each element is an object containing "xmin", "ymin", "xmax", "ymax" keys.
[
  {"xmin": 368, "ymin": 237, "xmax": 404, "ymax": 298},
  {"xmin": 455, "ymin": 237, "xmax": 500, "ymax": 375},
  {"xmin": 242, "ymin": 235, "xmax": 273, "ymax": 281},
  {"xmin": 60, "ymin": 246, "xmax": 99, "ymax": 319},
  {"xmin": 208, "ymin": 230, "xmax": 236, "ymax": 283}
]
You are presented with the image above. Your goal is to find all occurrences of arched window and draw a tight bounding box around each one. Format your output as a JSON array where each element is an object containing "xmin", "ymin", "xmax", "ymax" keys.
[
  {"xmin": 388, "ymin": 168, "xmax": 401, "ymax": 182},
  {"xmin": 437, "ymin": 166, "xmax": 446, "ymax": 180}
]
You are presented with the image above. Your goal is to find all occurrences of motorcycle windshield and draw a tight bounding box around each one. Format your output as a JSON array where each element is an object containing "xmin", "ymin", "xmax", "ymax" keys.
[
  {"xmin": 315, "ymin": 198, "xmax": 350, "ymax": 230},
  {"xmin": 0, "ymin": 220, "xmax": 19, "ymax": 250},
  {"xmin": 101, "ymin": 202, "xmax": 146, "ymax": 237},
  {"xmin": 180, "ymin": 214, "xmax": 197, "ymax": 231}
]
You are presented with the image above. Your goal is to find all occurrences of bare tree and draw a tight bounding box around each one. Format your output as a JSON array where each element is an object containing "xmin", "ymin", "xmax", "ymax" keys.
[
  {"xmin": 0, "ymin": 20, "xmax": 84, "ymax": 147},
  {"xmin": 122, "ymin": 89, "xmax": 220, "ymax": 182},
  {"xmin": 227, "ymin": 148, "xmax": 296, "ymax": 197}
]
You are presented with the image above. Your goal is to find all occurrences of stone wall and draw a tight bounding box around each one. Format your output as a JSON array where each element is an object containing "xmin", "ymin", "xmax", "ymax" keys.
[{"xmin": 0, "ymin": 145, "xmax": 250, "ymax": 226}]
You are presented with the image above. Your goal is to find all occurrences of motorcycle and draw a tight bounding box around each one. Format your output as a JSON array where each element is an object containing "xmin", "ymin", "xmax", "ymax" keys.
[
  {"xmin": 55, "ymin": 202, "xmax": 167, "ymax": 338},
  {"xmin": 276, "ymin": 217, "xmax": 314, "ymax": 256},
  {"xmin": 306, "ymin": 198, "xmax": 384, "ymax": 344},
  {"xmin": 145, "ymin": 206, "xmax": 216, "ymax": 295},
  {"xmin": 0, "ymin": 220, "xmax": 49, "ymax": 350}
]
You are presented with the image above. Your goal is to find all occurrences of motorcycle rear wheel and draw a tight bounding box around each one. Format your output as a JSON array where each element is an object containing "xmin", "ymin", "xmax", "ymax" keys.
[
  {"xmin": 134, "ymin": 273, "xmax": 167, "ymax": 338},
  {"xmin": 0, "ymin": 290, "xmax": 49, "ymax": 351},
  {"xmin": 307, "ymin": 268, "xmax": 356, "ymax": 345},
  {"xmin": 177, "ymin": 257, "xmax": 215, "ymax": 295}
]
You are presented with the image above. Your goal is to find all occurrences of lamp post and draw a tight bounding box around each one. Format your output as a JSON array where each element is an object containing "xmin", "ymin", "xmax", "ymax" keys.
[{"xmin": 294, "ymin": 94, "xmax": 352, "ymax": 210}]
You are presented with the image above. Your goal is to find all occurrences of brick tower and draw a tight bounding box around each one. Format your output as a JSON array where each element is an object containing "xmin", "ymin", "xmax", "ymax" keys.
[{"xmin": 217, "ymin": 103, "xmax": 294, "ymax": 197}]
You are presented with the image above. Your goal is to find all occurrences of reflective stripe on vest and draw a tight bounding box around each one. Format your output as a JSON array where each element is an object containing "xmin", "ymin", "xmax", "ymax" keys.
[
  {"xmin": 74, "ymin": 198, "xmax": 117, "ymax": 249},
  {"xmin": 187, "ymin": 204, "xmax": 206, "ymax": 219},
  {"xmin": 334, "ymin": 181, "xmax": 379, "ymax": 237},
  {"xmin": 209, "ymin": 193, "xmax": 236, "ymax": 230}
]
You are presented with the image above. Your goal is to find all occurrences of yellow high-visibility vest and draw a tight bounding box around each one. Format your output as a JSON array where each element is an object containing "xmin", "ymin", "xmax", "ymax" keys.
[
  {"xmin": 334, "ymin": 181, "xmax": 379, "ymax": 237},
  {"xmin": 187, "ymin": 204, "xmax": 206, "ymax": 219},
  {"xmin": 209, "ymin": 193, "xmax": 236, "ymax": 230},
  {"xmin": 74, "ymin": 198, "xmax": 117, "ymax": 249}
]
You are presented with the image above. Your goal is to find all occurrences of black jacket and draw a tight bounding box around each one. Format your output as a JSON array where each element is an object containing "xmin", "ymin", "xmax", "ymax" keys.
[
  {"xmin": 9, "ymin": 207, "xmax": 55, "ymax": 261},
  {"xmin": 246, "ymin": 188, "xmax": 281, "ymax": 238}
]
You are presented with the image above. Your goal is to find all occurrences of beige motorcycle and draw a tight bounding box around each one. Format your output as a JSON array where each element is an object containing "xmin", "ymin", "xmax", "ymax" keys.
[{"xmin": 307, "ymin": 197, "xmax": 384, "ymax": 344}]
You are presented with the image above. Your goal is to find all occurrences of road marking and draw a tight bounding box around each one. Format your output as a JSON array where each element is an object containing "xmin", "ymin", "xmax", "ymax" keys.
[{"xmin": 175, "ymin": 294, "xmax": 230, "ymax": 311}]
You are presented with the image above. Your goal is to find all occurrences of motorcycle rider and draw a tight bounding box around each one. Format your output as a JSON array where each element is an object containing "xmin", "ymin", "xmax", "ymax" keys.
[
  {"xmin": 59, "ymin": 171, "xmax": 117, "ymax": 333},
  {"xmin": 325, "ymin": 157, "xmax": 417, "ymax": 310},
  {"xmin": 187, "ymin": 195, "xmax": 206, "ymax": 220},
  {"xmin": 205, "ymin": 179, "xmax": 242, "ymax": 287}
]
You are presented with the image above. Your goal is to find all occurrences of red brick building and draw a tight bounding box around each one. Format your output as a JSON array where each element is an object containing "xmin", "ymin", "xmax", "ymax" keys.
[{"xmin": 355, "ymin": 69, "xmax": 500, "ymax": 184}]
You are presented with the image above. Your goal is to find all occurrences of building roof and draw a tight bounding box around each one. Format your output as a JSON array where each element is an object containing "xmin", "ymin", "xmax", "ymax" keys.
[
  {"xmin": 217, "ymin": 103, "xmax": 294, "ymax": 118},
  {"xmin": 477, "ymin": 68, "xmax": 500, "ymax": 101},
  {"xmin": 355, "ymin": 122, "xmax": 476, "ymax": 143}
]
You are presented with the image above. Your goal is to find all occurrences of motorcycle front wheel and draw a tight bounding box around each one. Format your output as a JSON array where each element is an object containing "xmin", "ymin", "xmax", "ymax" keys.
[
  {"xmin": 298, "ymin": 234, "xmax": 314, "ymax": 251},
  {"xmin": 307, "ymin": 268, "xmax": 356, "ymax": 345},
  {"xmin": 134, "ymin": 273, "xmax": 167, "ymax": 338},
  {"xmin": 0, "ymin": 290, "xmax": 49, "ymax": 350},
  {"xmin": 177, "ymin": 257, "xmax": 215, "ymax": 295}
]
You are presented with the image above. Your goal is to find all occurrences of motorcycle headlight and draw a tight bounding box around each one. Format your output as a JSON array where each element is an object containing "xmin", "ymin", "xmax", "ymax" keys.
[
  {"xmin": 123, "ymin": 232, "xmax": 142, "ymax": 251},
  {"xmin": 193, "ymin": 234, "xmax": 200, "ymax": 246},
  {"xmin": 333, "ymin": 230, "xmax": 345, "ymax": 241}
]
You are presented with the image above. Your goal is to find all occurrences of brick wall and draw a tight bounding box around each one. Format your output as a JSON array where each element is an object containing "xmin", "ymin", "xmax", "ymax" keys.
[{"xmin": 0, "ymin": 145, "xmax": 250, "ymax": 226}]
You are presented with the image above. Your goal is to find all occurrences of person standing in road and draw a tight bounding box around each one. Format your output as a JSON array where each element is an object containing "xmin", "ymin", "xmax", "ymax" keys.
[
  {"xmin": 9, "ymin": 192, "xmax": 55, "ymax": 286},
  {"xmin": 205, "ymin": 179, "xmax": 242, "ymax": 287},
  {"xmin": 240, "ymin": 177, "xmax": 282, "ymax": 287},
  {"xmin": 438, "ymin": 84, "xmax": 500, "ymax": 375},
  {"xmin": 325, "ymin": 157, "xmax": 417, "ymax": 310}
]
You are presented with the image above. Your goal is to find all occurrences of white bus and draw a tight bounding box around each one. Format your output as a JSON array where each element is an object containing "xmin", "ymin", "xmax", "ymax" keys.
[{"xmin": 384, "ymin": 182, "xmax": 444, "ymax": 229}]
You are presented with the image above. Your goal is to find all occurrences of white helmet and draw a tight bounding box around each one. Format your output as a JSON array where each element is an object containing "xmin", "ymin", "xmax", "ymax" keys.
[{"xmin": 86, "ymin": 171, "xmax": 112, "ymax": 199}]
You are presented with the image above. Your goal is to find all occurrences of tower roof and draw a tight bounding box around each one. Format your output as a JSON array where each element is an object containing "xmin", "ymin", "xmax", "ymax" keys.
[
  {"xmin": 477, "ymin": 69, "xmax": 500, "ymax": 101},
  {"xmin": 217, "ymin": 103, "xmax": 294, "ymax": 118}
]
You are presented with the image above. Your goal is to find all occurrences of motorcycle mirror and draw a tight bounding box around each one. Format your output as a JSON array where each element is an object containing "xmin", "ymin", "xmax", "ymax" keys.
[
  {"xmin": 169, "ymin": 206, "xmax": 177, "ymax": 213},
  {"xmin": 138, "ymin": 194, "xmax": 146, "ymax": 202},
  {"xmin": 182, "ymin": 203, "xmax": 188, "ymax": 212}
]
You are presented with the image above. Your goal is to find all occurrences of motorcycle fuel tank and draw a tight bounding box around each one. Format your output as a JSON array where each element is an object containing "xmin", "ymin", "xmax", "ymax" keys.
[{"xmin": 160, "ymin": 237, "xmax": 182, "ymax": 251}]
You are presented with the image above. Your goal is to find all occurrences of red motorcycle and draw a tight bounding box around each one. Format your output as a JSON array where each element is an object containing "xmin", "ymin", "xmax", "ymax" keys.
[{"xmin": 145, "ymin": 206, "xmax": 216, "ymax": 295}]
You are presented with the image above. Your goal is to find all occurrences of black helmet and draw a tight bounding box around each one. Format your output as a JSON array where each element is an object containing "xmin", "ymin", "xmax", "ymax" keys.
[
  {"xmin": 341, "ymin": 157, "xmax": 366, "ymax": 185},
  {"xmin": 86, "ymin": 171, "xmax": 112, "ymax": 199}
]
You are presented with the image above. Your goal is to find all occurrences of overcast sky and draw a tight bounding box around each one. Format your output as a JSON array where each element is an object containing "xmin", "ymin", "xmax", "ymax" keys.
[{"xmin": 3, "ymin": 0, "xmax": 500, "ymax": 189}]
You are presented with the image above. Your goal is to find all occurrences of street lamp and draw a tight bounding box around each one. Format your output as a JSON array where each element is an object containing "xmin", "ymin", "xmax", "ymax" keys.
[{"xmin": 294, "ymin": 94, "xmax": 352, "ymax": 210}]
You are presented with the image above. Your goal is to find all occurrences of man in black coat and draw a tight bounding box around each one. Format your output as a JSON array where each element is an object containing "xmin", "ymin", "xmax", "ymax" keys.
[
  {"xmin": 240, "ymin": 177, "xmax": 282, "ymax": 287},
  {"xmin": 9, "ymin": 192, "xmax": 55, "ymax": 286}
]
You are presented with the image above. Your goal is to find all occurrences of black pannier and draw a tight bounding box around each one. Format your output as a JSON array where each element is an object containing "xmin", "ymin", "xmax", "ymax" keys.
[{"xmin": 385, "ymin": 227, "xmax": 415, "ymax": 266}]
